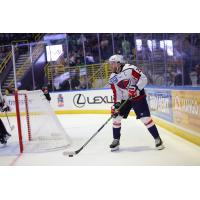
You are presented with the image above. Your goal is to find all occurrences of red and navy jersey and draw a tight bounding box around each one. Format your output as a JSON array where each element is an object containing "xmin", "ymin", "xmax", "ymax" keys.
[{"xmin": 109, "ymin": 64, "xmax": 147, "ymax": 103}]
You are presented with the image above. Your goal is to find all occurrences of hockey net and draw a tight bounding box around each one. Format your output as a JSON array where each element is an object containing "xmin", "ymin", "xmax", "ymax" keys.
[{"xmin": 15, "ymin": 90, "xmax": 71, "ymax": 153}]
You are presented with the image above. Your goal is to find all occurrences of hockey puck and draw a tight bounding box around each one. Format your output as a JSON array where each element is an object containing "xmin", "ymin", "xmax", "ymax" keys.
[{"xmin": 69, "ymin": 155, "xmax": 73, "ymax": 157}]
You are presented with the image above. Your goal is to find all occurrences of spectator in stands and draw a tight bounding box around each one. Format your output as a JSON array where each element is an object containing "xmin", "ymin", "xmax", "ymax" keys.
[
  {"xmin": 182, "ymin": 66, "xmax": 192, "ymax": 85},
  {"xmin": 174, "ymin": 67, "xmax": 183, "ymax": 86},
  {"xmin": 76, "ymin": 58, "xmax": 82, "ymax": 66},
  {"xmin": 64, "ymin": 56, "xmax": 69, "ymax": 66},
  {"xmin": 195, "ymin": 64, "xmax": 200, "ymax": 85},
  {"xmin": 116, "ymin": 48, "xmax": 122, "ymax": 55},
  {"xmin": 77, "ymin": 34, "xmax": 87, "ymax": 45},
  {"xmin": 100, "ymin": 38, "xmax": 110, "ymax": 60},
  {"xmin": 76, "ymin": 50, "xmax": 84, "ymax": 65},
  {"xmin": 80, "ymin": 75, "xmax": 92, "ymax": 89},
  {"xmin": 69, "ymin": 53, "xmax": 76, "ymax": 66},
  {"xmin": 122, "ymin": 40, "xmax": 131, "ymax": 59},
  {"xmin": 59, "ymin": 79, "xmax": 70, "ymax": 91},
  {"xmin": 71, "ymin": 75, "xmax": 80, "ymax": 90},
  {"xmin": 86, "ymin": 53, "xmax": 95, "ymax": 64},
  {"xmin": 174, "ymin": 66, "xmax": 192, "ymax": 86}
]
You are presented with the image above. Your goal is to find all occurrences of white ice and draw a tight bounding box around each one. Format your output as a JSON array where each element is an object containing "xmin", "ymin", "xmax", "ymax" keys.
[{"xmin": 0, "ymin": 114, "xmax": 200, "ymax": 166}]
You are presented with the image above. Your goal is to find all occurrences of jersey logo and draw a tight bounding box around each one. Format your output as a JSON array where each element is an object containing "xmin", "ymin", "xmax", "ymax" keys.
[
  {"xmin": 117, "ymin": 79, "xmax": 130, "ymax": 89},
  {"xmin": 109, "ymin": 76, "xmax": 118, "ymax": 84}
]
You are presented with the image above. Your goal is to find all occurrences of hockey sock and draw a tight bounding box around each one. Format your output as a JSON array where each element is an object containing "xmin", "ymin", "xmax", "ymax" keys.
[
  {"xmin": 148, "ymin": 125, "xmax": 160, "ymax": 140},
  {"xmin": 112, "ymin": 116, "xmax": 122, "ymax": 140},
  {"xmin": 113, "ymin": 127, "xmax": 121, "ymax": 140}
]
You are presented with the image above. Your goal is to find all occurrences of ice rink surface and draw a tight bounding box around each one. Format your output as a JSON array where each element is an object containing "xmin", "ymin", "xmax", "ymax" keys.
[{"xmin": 0, "ymin": 114, "xmax": 200, "ymax": 166}]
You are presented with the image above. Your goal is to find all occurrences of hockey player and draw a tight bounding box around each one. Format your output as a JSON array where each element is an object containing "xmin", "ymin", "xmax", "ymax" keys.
[
  {"xmin": 0, "ymin": 90, "xmax": 11, "ymax": 144},
  {"xmin": 42, "ymin": 86, "xmax": 51, "ymax": 102},
  {"xmin": 108, "ymin": 55, "xmax": 164, "ymax": 151}
]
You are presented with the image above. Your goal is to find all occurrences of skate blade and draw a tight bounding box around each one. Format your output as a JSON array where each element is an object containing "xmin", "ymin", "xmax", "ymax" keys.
[
  {"xmin": 156, "ymin": 144, "xmax": 165, "ymax": 150},
  {"xmin": 110, "ymin": 146, "xmax": 120, "ymax": 152}
]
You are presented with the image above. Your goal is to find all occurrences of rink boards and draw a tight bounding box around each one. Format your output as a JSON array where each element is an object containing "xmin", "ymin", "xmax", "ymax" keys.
[
  {"xmin": 145, "ymin": 88, "xmax": 200, "ymax": 146},
  {"xmin": 2, "ymin": 88, "xmax": 200, "ymax": 146}
]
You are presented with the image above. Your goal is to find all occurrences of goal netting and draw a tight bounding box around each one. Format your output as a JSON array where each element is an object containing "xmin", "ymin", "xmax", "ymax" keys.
[{"xmin": 15, "ymin": 90, "xmax": 71, "ymax": 153}]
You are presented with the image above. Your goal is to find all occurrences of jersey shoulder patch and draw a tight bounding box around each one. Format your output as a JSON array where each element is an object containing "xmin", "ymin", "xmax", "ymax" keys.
[{"xmin": 109, "ymin": 73, "xmax": 118, "ymax": 84}]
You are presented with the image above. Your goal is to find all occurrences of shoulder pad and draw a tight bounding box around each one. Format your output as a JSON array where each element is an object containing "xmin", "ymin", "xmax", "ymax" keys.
[{"xmin": 122, "ymin": 64, "xmax": 136, "ymax": 71}]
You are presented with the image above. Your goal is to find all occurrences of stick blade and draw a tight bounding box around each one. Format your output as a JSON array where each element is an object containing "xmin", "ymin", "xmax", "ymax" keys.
[{"xmin": 63, "ymin": 151, "xmax": 76, "ymax": 156}]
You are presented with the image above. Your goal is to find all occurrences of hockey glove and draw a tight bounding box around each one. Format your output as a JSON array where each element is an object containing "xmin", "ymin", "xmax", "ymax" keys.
[
  {"xmin": 128, "ymin": 86, "xmax": 140, "ymax": 98},
  {"xmin": 0, "ymin": 102, "xmax": 10, "ymax": 112},
  {"xmin": 0, "ymin": 105, "xmax": 10, "ymax": 112},
  {"xmin": 111, "ymin": 102, "xmax": 121, "ymax": 118},
  {"xmin": 2, "ymin": 105, "xmax": 10, "ymax": 112}
]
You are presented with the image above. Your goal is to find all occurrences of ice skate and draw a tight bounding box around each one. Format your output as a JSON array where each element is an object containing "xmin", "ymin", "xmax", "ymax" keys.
[
  {"xmin": 5, "ymin": 132, "xmax": 11, "ymax": 141},
  {"xmin": 110, "ymin": 139, "xmax": 120, "ymax": 151},
  {"xmin": 0, "ymin": 133, "xmax": 11, "ymax": 145},
  {"xmin": 0, "ymin": 136, "xmax": 7, "ymax": 144},
  {"xmin": 155, "ymin": 137, "xmax": 164, "ymax": 150}
]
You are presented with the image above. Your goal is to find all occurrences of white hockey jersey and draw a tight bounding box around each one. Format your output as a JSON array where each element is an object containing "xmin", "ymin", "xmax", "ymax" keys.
[
  {"xmin": 0, "ymin": 88, "xmax": 9, "ymax": 107},
  {"xmin": 109, "ymin": 64, "xmax": 148, "ymax": 103}
]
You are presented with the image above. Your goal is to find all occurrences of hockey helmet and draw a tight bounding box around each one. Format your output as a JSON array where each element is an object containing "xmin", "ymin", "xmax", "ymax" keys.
[{"xmin": 108, "ymin": 55, "xmax": 125, "ymax": 64}]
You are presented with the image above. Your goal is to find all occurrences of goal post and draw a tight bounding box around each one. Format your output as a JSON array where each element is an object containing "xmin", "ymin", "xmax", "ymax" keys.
[{"xmin": 14, "ymin": 90, "xmax": 71, "ymax": 153}]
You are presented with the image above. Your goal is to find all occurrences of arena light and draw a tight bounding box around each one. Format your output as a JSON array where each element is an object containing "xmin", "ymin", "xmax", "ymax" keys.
[
  {"xmin": 147, "ymin": 40, "xmax": 156, "ymax": 52},
  {"xmin": 136, "ymin": 39, "xmax": 142, "ymax": 51},
  {"xmin": 160, "ymin": 40, "xmax": 173, "ymax": 56}
]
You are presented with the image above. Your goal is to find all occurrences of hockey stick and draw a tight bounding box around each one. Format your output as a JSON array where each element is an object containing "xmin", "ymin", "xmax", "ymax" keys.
[
  {"xmin": 5, "ymin": 112, "xmax": 15, "ymax": 131},
  {"xmin": 63, "ymin": 97, "xmax": 132, "ymax": 157}
]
